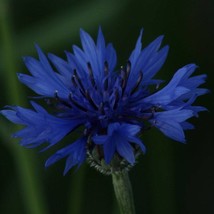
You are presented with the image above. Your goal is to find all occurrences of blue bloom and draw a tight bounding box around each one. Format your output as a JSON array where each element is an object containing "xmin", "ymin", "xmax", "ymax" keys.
[
  {"xmin": 1, "ymin": 28, "xmax": 208, "ymax": 174},
  {"xmin": 93, "ymin": 123, "xmax": 146, "ymax": 165}
]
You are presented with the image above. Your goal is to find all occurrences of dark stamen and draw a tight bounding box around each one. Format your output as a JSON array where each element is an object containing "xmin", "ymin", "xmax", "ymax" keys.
[
  {"xmin": 104, "ymin": 78, "xmax": 108, "ymax": 91},
  {"xmin": 121, "ymin": 61, "xmax": 131, "ymax": 94},
  {"xmin": 104, "ymin": 61, "xmax": 108, "ymax": 76},
  {"xmin": 72, "ymin": 70, "xmax": 97, "ymax": 105},
  {"xmin": 85, "ymin": 90, "xmax": 98, "ymax": 110},
  {"xmin": 54, "ymin": 90, "xmax": 59, "ymax": 100},
  {"xmin": 69, "ymin": 92, "xmax": 88, "ymax": 112},
  {"xmin": 131, "ymin": 72, "xmax": 143, "ymax": 95},
  {"xmin": 156, "ymin": 83, "xmax": 160, "ymax": 90},
  {"xmin": 121, "ymin": 70, "xmax": 126, "ymax": 89},
  {"xmin": 84, "ymin": 128, "xmax": 88, "ymax": 136},
  {"xmin": 73, "ymin": 69, "xmax": 85, "ymax": 93},
  {"xmin": 87, "ymin": 62, "xmax": 95, "ymax": 86},
  {"xmin": 151, "ymin": 105, "xmax": 161, "ymax": 113},
  {"xmin": 104, "ymin": 61, "xmax": 109, "ymax": 90},
  {"xmin": 54, "ymin": 90, "xmax": 72, "ymax": 108},
  {"xmin": 113, "ymin": 89, "xmax": 120, "ymax": 109},
  {"xmin": 71, "ymin": 74, "xmax": 78, "ymax": 87},
  {"xmin": 99, "ymin": 102, "xmax": 104, "ymax": 114},
  {"xmin": 126, "ymin": 61, "xmax": 131, "ymax": 77}
]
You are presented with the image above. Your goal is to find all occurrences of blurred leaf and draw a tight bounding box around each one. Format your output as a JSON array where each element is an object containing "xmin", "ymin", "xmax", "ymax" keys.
[
  {"xmin": 0, "ymin": 1, "xmax": 48, "ymax": 214},
  {"xmin": 15, "ymin": 0, "xmax": 129, "ymax": 55}
]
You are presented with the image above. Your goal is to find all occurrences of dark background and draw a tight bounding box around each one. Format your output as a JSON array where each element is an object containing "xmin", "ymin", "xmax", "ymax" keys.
[{"xmin": 0, "ymin": 0, "xmax": 213, "ymax": 213}]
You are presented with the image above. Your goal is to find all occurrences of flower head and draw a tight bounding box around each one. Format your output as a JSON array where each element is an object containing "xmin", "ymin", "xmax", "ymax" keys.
[{"xmin": 1, "ymin": 28, "xmax": 208, "ymax": 175}]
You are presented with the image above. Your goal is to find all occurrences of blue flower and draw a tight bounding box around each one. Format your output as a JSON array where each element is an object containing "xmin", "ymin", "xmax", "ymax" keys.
[{"xmin": 1, "ymin": 28, "xmax": 208, "ymax": 174}]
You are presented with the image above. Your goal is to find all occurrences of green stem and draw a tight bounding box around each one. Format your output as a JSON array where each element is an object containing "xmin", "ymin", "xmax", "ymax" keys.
[{"xmin": 112, "ymin": 171, "xmax": 136, "ymax": 214}]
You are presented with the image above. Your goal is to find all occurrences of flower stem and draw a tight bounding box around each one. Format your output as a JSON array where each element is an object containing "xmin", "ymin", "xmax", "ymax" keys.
[{"xmin": 112, "ymin": 171, "xmax": 136, "ymax": 214}]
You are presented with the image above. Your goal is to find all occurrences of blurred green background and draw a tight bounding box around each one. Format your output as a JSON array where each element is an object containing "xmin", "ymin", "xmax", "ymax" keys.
[{"xmin": 0, "ymin": 0, "xmax": 213, "ymax": 213}]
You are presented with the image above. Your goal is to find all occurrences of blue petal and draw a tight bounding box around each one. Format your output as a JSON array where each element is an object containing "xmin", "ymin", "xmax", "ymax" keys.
[
  {"xmin": 80, "ymin": 29, "xmax": 101, "ymax": 80},
  {"xmin": 35, "ymin": 44, "xmax": 53, "ymax": 71},
  {"xmin": 120, "ymin": 123, "xmax": 141, "ymax": 136},
  {"xmin": 106, "ymin": 123, "xmax": 141, "ymax": 164},
  {"xmin": 116, "ymin": 138, "xmax": 135, "ymax": 164},
  {"xmin": 72, "ymin": 45, "xmax": 88, "ymax": 74},
  {"xmin": 130, "ymin": 34, "xmax": 164, "ymax": 70},
  {"xmin": 1, "ymin": 109, "xmax": 25, "ymax": 125},
  {"xmin": 154, "ymin": 119, "xmax": 186, "ymax": 143},
  {"xmin": 103, "ymin": 138, "xmax": 116, "ymax": 164},
  {"xmin": 105, "ymin": 43, "xmax": 117, "ymax": 72},
  {"xmin": 142, "ymin": 45, "xmax": 169, "ymax": 82},
  {"xmin": 182, "ymin": 74, "xmax": 207, "ymax": 88},
  {"xmin": 64, "ymin": 138, "xmax": 86, "ymax": 174},
  {"xmin": 154, "ymin": 108, "xmax": 193, "ymax": 122},
  {"xmin": 80, "ymin": 29, "xmax": 97, "ymax": 62},
  {"xmin": 97, "ymin": 27, "xmax": 105, "ymax": 51},
  {"xmin": 96, "ymin": 27, "xmax": 105, "ymax": 71},
  {"xmin": 21, "ymin": 46, "xmax": 70, "ymax": 99},
  {"xmin": 65, "ymin": 51, "xmax": 88, "ymax": 80},
  {"xmin": 129, "ymin": 29, "xmax": 143, "ymax": 65},
  {"xmin": 181, "ymin": 122, "xmax": 195, "ymax": 130},
  {"xmin": 128, "ymin": 136, "xmax": 146, "ymax": 154},
  {"xmin": 143, "ymin": 64, "xmax": 196, "ymax": 105},
  {"xmin": 48, "ymin": 53, "xmax": 72, "ymax": 78},
  {"xmin": 151, "ymin": 108, "xmax": 194, "ymax": 142},
  {"xmin": 107, "ymin": 122, "xmax": 120, "ymax": 135},
  {"xmin": 3, "ymin": 102, "xmax": 84, "ymax": 148},
  {"xmin": 45, "ymin": 137, "xmax": 86, "ymax": 174},
  {"xmin": 127, "ymin": 34, "xmax": 167, "ymax": 92},
  {"xmin": 93, "ymin": 135, "xmax": 108, "ymax": 145}
]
